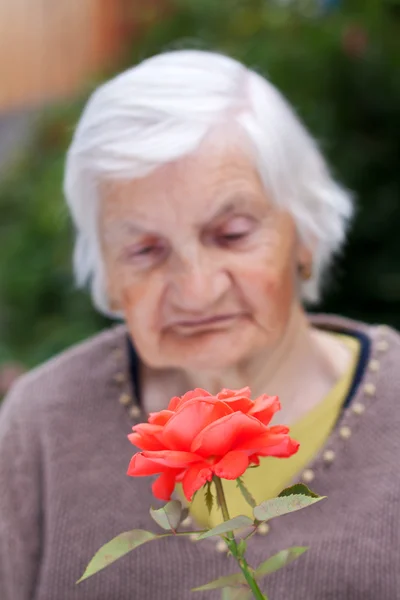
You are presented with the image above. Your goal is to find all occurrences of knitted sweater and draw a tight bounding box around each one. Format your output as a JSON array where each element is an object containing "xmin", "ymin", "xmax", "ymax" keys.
[{"xmin": 0, "ymin": 315, "xmax": 399, "ymax": 600}]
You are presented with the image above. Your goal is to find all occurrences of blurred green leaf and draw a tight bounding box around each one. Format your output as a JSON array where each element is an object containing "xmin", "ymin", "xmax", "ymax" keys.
[
  {"xmin": 255, "ymin": 547, "xmax": 309, "ymax": 578},
  {"xmin": 221, "ymin": 587, "xmax": 252, "ymax": 600},
  {"xmin": 236, "ymin": 477, "xmax": 257, "ymax": 508},
  {"xmin": 150, "ymin": 500, "xmax": 183, "ymax": 531},
  {"xmin": 192, "ymin": 571, "xmax": 246, "ymax": 591},
  {"xmin": 197, "ymin": 516, "xmax": 253, "ymax": 540},
  {"xmin": 253, "ymin": 494, "xmax": 325, "ymax": 522},
  {"xmin": 76, "ymin": 529, "xmax": 160, "ymax": 583},
  {"xmin": 278, "ymin": 483, "xmax": 321, "ymax": 499}
]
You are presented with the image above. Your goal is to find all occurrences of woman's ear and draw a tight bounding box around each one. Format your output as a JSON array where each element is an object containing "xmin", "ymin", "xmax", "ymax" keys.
[
  {"xmin": 296, "ymin": 239, "xmax": 314, "ymax": 281},
  {"xmin": 105, "ymin": 273, "xmax": 122, "ymax": 313},
  {"xmin": 108, "ymin": 297, "xmax": 121, "ymax": 312}
]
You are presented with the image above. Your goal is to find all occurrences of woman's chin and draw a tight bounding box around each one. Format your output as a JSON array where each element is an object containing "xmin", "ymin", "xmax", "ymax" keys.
[{"xmin": 161, "ymin": 326, "xmax": 257, "ymax": 371}]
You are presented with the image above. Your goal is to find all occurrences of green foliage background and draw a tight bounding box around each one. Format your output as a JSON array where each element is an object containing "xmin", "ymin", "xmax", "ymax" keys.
[{"xmin": 1, "ymin": 0, "xmax": 399, "ymax": 368}]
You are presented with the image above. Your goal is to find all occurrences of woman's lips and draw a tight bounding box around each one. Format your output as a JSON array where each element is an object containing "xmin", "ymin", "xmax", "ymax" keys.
[{"xmin": 168, "ymin": 314, "xmax": 243, "ymax": 332}]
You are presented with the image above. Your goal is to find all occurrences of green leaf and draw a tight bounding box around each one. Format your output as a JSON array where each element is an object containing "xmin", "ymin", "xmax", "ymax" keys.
[
  {"xmin": 278, "ymin": 483, "xmax": 320, "ymax": 499},
  {"xmin": 221, "ymin": 587, "xmax": 252, "ymax": 600},
  {"xmin": 255, "ymin": 547, "xmax": 308, "ymax": 578},
  {"xmin": 192, "ymin": 572, "xmax": 246, "ymax": 591},
  {"xmin": 180, "ymin": 507, "xmax": 189, "ymax": 524},
  {"xmin": 150, "ymin": 500, "xmax": 182, "ymax": 531},
  {"xmin": 197, "ymin": 515, "xmax": 253, "ymax": 540},
  {"xmin": 205, "ymin": 481, "xmax": 214, "ymax": 514},
  {"xmin": 77, "ymin": 530, "xmax": 160, "ymax": 582},
  {"xmin": 253, "ymin": 493, "xmax": 325, "ymax": 522},
  {"xmin": 236, "ymin": 477, "xmax": 257, "ymax": 508}
]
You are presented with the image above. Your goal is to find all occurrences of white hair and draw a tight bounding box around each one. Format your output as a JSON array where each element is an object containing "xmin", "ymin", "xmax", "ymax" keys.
[{"xmin": 64, "ymin": 49, "xmax": 353, "ymax": 317}]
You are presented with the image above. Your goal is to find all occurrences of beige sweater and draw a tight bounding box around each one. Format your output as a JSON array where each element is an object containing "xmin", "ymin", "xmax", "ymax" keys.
[{"xmin": 0, "ymin": 315, "xmax": 399, "ymax": 600}]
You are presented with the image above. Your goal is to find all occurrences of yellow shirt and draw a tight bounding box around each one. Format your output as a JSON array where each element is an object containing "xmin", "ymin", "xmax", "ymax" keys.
[{"xmin": 187, "ymin": 333, "xmax": 361, "ymax": 528}]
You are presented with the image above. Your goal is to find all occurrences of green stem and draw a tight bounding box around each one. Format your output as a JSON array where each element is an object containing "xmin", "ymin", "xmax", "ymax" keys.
[
  {"xmin": 237, "ymin": 557, "xmax": 268, "ymax": 600},
  {"xmin": 213, "ymin": 477, "xmax": 268, "ymax": 600},
  {"xmin": 214, "ymin": 476, "xmax": 232, "ymax": 528}
]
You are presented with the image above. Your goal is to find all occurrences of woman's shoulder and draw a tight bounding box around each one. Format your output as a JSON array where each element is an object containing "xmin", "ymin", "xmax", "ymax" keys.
[
  {"xmin": 0, "ymin": 324, "xmax": 129, "ymax": 422},
  {"xmin": 311, "ymin": 313, "xmax": 400, "ymax": 349},
  {"xmin": 312, "ymin": 312, "xmax": 400, "ymax": 400}
]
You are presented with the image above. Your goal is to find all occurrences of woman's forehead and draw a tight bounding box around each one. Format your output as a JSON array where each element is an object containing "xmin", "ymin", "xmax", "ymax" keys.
[
  {"xmin": 99, "ymin": 177, "xmax": 268, "ymax": 241},
  {"xmin": 99, "ymin": 141, "xmax": 265, "ymax": 223}
]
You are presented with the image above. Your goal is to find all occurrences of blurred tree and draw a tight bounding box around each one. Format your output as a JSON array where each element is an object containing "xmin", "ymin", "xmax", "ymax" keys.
[
  {"xmin": 128, "ymin": 0, "xmax": 400, "ymax": 327},
  {"xmin": 0, "ymin": 0, "xmax": 399, "ymax": 369},
  {"xmin": 0, "ymin": 103, "xmax": 109, "ymax": 367}
]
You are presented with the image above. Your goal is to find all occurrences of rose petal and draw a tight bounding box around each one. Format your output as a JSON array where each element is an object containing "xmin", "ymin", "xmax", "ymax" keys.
[
  {"xmin": 217, "ymin": 387, "xmax": 252, "ymax": 399},
  {"xmin": 248, "ymin": 395, "xmax": 281, "ymax": 426},
  {"xmin": 268, "ymin": 425, "xmax": 290, "ymax": 435},
  {"xmin": 127, "ymin": 453, "xmax": 165, "ymax": 476},
  {"xmin": 175, "ymin": 388, "xmax": 213, "ymax": 410},
  {"xmin": 127, "ymin": 432, "xmax": 165, "ymax": 451},
  {"xmin": 175, "ymin": 470, "xmax": 186, "ymax": 482},
  {"xmin": 191, "ymin": 412, "xmax": 266, "ymax": 457},
  {"xmin": 234, "ymin": 431, "xmax": 284, "ymax": 451},
  {"xmin": 249, "ymin": 454, "xmax": 260, "ymax": 466},
  {"xmin": 131, "ymin": 423, "xmax": 164, "ymax": 436},
  {"xmin": 236, "ymin": 431, "xmax": 299, "ymax": 458},
  {"xmin": 161, "ymin": 399, "xmax": 233, "ymax": 451},
  {"xmin": 128, "ymin": 422, "xmax": 165, "ymax": 450},
  {"xmin": 168, "ymin": 396, "xmax": 181, "ymax": 411},
  {"xmin": 152, "ymin": 471, "xmax": 180, "ymax": 501},
  {"xmin": 220, "ymin": 396, "xmax": 254, "ymax": 413},
  {"xmin": 148, "ymin": 410, "xmax": 175, "ymax": 426},
  {"xmin": 257, "ymin": 437, "xmax": 300, "ymax": 458},
  {"xmin": 213, "ymin": 450, "xmax": 249, "ymax": 480},
  {"xmin": 182, "ymin": 463, "xmax": 213, "ymax": 501},
  {"xmin": 141, "ymin": 450, "xmax": 202, "ymax": 468}
]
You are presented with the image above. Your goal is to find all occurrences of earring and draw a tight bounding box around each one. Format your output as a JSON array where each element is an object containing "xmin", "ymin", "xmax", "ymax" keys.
[{"xmin": 299, "ymin": 264, "xmax": 312, "ymax": 281}]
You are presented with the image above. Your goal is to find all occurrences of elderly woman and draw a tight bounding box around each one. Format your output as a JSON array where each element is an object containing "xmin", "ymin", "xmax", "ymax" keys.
[{"xmin": 0, "ymin": 50, "xmax": 399, "ymax": 600}]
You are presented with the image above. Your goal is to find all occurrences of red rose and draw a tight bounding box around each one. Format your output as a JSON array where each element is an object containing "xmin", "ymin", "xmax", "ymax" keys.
[{"xmin": 127, "ymin": 387, "xmax": 299, "ymax": 502}]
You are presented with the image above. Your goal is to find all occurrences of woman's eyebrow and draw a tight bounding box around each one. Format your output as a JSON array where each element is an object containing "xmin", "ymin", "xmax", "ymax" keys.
[
  {"xmin": 210, "ymin": 199, "xmax": 239, "ymax": 220},
  {"xmin": 102, "ymin": 219, "xmax": 150, "ymax": 243},
  {"xmin": 103, "ymin": 193, "xmax": 264, "ymax": 241},
  {"xmin": 205, "ymin": 193, "xmax": 261, "ymax": 224}
]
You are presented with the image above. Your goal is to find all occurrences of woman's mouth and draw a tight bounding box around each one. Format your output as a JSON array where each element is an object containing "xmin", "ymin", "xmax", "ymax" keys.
[{"xmin": 169, "ymin": 314, "xmax": 243, "ymax": 333}]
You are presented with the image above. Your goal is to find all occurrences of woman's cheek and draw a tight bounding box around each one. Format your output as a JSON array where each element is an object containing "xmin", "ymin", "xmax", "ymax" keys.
[
  {"xmin": 241, "ymin": 261, "xmax": 296, "ymax": 327},
  {"xmin": 105, "ymin": 264, "xmax": 125, "ymax": 312},
  {"xmin": 240, "ymin": 261, "xmax": 285, "ymax": 298},
  {"xmin": 122, "ymin": 284, "xmax": 146, "ymax": 324},
  {"xmin": 121, "ymin": 279, "xmax": 163, "ymax": 341}
]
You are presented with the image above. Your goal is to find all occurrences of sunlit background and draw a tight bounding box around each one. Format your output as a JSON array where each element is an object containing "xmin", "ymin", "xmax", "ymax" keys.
[{"xmin": 1, "ymin": 0, "xmax": 399, "ymax": 396}]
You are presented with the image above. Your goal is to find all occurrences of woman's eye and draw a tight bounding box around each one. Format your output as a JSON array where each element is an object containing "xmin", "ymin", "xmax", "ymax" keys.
[
  {"xmin": 217, "ymin": 218, "xmax": 254, "ymax": 244},
  {"xmin": 220, "ymin": 231, "xmax": 248, "ymax": 242},
  {"xmin": 134, "ymin": 246, "xmax": 158, "ymax": 256},
  {"xmin": 122, "ymin": 243, "xmax": 165, "ymax": 264}
]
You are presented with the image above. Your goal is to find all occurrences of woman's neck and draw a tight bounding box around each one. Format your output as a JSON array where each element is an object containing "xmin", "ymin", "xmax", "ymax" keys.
[
  {"xmin": 181, "ymin": 307, "xmax": 351, "ymax": 423},
  {"xmin": 141, "ymin": 308, "xmax": 352, "ymax": 422}
]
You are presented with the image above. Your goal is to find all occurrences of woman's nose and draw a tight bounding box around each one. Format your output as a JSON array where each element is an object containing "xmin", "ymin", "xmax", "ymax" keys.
[{"xmin": 168, "ymin": 250, "xmax": 231, "ymax": 313}]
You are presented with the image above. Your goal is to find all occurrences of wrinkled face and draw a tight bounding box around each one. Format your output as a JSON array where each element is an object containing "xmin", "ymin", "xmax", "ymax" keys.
[{"xmin": 99, "ymin": 134, "xmax": 310, "ymax": 371}]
